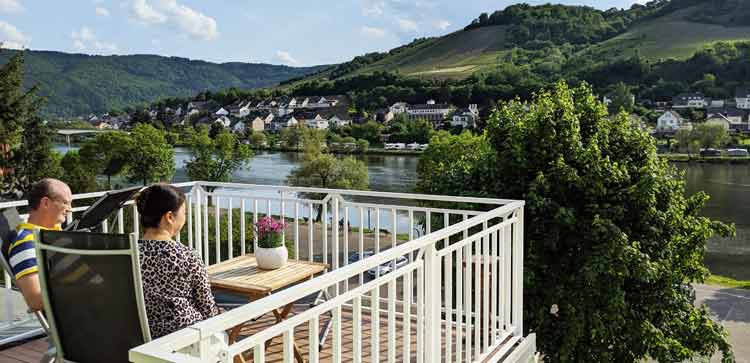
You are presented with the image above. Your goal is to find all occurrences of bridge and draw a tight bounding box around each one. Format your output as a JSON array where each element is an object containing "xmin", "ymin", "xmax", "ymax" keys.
[{"xmin": 56, "ymin": 129, "xmax": 127, "ymax": 149}]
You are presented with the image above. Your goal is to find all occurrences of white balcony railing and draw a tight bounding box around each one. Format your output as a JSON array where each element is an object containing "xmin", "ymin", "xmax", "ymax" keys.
[{"xmin": 1, "ymin": 182, "xmax": 536, "ymax": 363}]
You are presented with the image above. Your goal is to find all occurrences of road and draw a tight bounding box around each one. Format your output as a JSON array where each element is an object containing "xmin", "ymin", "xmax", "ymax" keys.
[{"xmin": 694, "ymin": 284, "xmax": 750, "ymax": 363}]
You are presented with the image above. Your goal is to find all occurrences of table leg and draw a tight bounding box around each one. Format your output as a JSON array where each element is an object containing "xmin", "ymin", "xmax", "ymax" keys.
[
  {"xmin": 266, "ymin": 300, "xmax": 304, "ymax": 363},
  {"xmin": 313, "ymin": 290, "xmax": 333, "ymax": 352}
]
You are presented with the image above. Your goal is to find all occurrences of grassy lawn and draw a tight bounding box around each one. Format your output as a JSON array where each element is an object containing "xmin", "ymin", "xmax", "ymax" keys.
[{"xmin": 704, "ymin": 274, "xmax": 750, "ymax": 290}]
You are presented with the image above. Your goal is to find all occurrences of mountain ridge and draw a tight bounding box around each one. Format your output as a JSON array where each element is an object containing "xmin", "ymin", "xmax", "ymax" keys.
[{"xmin": 0, "ymin": 49, "xmax": 329, "ymax": 117}]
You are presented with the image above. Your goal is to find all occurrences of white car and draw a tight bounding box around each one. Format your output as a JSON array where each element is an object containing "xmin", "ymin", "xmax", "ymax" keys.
[{"xmin": 367, "ymin": 256, "xmax": 409, "ymax": 277}]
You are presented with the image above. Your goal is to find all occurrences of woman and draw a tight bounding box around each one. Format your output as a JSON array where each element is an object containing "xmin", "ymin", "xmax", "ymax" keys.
[{"xmin": 136, "ymin": 184, "xmax": 218, "ymax": 338}]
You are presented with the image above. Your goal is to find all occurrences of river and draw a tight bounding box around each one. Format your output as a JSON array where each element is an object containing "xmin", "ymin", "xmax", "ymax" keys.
[{"xmin": 53, "ymin": 145, "xmax": 749, "ymax": 278}]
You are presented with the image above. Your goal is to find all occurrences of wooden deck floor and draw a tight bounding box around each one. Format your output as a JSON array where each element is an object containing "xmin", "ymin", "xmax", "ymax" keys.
[{"xmin": 0, "ymin": 306, "xmax": 510, "ymax": 363}]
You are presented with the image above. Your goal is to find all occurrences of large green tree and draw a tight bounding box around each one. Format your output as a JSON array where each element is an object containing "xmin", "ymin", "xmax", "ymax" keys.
[
  {"xmin": 14, "ymin": 117, "xmax": 64, "ymax": 194},
  {"xmin": 78, "ymin": 132, "xmax": 133, "ymax": 188},
  {"xmin": 288, "ymin": 129, "xmax": 369, "ymax": 221},
  {"xmin": 417, "ymin": 82, "xmax": 734, "ymax": 363},
  {"xmin": 61, "ymin": 151, "xmax": 99, "ymax": 194},
  {"xmin": 127, "ymin": 123, "xmax": 175, "ymax": 185},
  {"xmin": 184, "ymin": 126, "xmax": 253, "ymax": 182},
  {"xmin": 0, "ymin": 51, "xmax": 48, "ymax": 199}
]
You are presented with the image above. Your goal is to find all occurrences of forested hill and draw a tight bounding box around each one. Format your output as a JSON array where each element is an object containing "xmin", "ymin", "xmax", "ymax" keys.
[
  {"xmin": 0, "ymin": 50, "xmax": 328, "ymax": 117},
  {"xmin": 299, "ymin": 0, "xmax": 750, "ymax": 81}
]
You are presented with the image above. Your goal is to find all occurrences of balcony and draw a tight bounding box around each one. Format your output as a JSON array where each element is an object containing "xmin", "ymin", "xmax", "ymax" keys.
[{"xmin": 0, "ymin": 181, "xmax": 536, "ymax": 363}]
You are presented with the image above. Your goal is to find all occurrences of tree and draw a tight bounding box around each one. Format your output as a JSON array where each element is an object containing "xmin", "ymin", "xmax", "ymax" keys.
[
  {"xmin": 356, "ymin": 139, "xmax": 369, "ymax": 153},
  {"xmin": 185, "ymin": 126, "xmax": 253, "ymax": 182},
  {"xmin": 692, "ymin": 123, "xmax": 728, "ymax": 150},
  {"xmin": 387, "ymin": 118, "xmax": 434, "ymax": 144},
  {"xmin": 608, "ymin": 82, "xmax": 634, "ymax": 113},
  {"xmin": 246, "ymin": 130, "xmax": 267, "ymax": 149},
  {"xmin": 0, "ymin": 51, "xmax": 46, "ymax": 199},
  {"xmin": 288, "ymin": 131, "xmax": 369, "ymax": 221},
  {"xmin": 350, "ymin": 121, "xmax": 383, "ymax": 144},
  {"xmin": 674, "ymin": 128, "xmax": 692, "ymax": 155},
  {"xmin": 13, "ymin": 117, "xmax": 64, "ymax": 194},
  {"xmin": 127, "ymin": 123, "xmax": 175, "ymax": 185},
  {"xmin": 60, "ymin": 151, "xmax": 99, "ymax": 194},
  {"xmin": 417, "ymin": 82, "xmax": 734, "ymax": 363},
  {"xmin": 78, "ymin": 132, "xmax": 133, "ymax": 188},
  {"xmin": 280, "ymin": 125, "xmax": 305, "ymax": 149}
]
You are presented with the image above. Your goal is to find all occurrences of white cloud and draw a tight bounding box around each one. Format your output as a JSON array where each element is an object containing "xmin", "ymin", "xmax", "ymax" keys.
[
  {"xmin": 160, "ymin": 0, "xmax": 217, "ymax": 40},
  {"xmin": 96, "ymin": 6, "xmax": 110, "ymax": 17},
  {"xmin": 396, "ymin": 18, "xmax": 418, "ymax": 32},
  {"xmin": 360, "ymin": 26, "xmax": 386, "ymax": 39},
  {"xmin": 71, "ymin": 26, "xmax": 119, "ymax": 54},
  {"xmin": 434, "ymin": 19, "xmax": 450, "ymax": 31},
  {"xmin": 131, "ymin": 0, "xmax": 166, "ymax": 24},
  {"xmin": 274, "ymin": 50, "xmax": 299, "ymax": 66},
  {"xmin": 0, "ymin": 21, "xmax": 29, "ymax": 49},
  {"xmin": 129, "ymin": 0, "xmax": 217, "ymax": 41},
  {"xmin": 362, "ymin": 0, "xmax": 384, "ymax": 17},
  {"xmin": 0, "ymin": 0, "xmax": 23, "ymax": 14}
]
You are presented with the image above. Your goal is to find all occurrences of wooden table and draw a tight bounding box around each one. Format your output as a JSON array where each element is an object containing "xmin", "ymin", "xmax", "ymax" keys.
[{"xmin": 208, "ymin": 255, "xmax": 329, "ymax": 363}]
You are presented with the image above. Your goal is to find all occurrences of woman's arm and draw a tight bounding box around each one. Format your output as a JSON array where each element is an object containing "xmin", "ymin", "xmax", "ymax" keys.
[{"xmin": 188, "ymin": 250, "xmax": 219, "ymax": 319}]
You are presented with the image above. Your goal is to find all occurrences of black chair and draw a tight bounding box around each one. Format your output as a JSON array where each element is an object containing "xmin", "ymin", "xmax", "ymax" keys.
[
  {"xmin": 0, "ymin": 208, "xmax": 52, "ymax": 356},
  {"xmin": 34, "ymin": 230, "xmax": 151, "ymax": 363}
]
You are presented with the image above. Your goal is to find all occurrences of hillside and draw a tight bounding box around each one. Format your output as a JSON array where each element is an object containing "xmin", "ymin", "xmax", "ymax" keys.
[
  {"xmin": 307, "ymin": 0, "xmax": 750, "ymax": 81},
  {"xmin": 0, "ymin": 50, "xmax": 328, "ymax": 116},
  {"xmin": 579, "ymin": 3, "xmax": 750, "ymax": 61}
]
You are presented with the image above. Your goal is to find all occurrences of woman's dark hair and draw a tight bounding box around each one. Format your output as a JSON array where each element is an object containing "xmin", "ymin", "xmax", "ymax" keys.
[{"xmin": 135, "ymin": 184, "xmax": 186, "ymax": 229}]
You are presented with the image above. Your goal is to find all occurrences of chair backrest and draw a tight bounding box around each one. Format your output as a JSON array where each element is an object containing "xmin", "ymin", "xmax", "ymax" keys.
[
  {"xmin": 34, "ymin": 230, "xmax": 151, "ymax": 363},
  {"xmin": 0, "ymin": 208, "xmax": 21, "ymax": 284}
]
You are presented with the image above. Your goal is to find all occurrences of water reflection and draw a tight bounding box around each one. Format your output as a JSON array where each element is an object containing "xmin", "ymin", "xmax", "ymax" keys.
[{"xmin": 675, "ymin": 163, "xmax": 750, "ymax": 279}]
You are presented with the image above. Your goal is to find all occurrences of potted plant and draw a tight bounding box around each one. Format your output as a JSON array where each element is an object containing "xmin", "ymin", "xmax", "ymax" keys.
[{"xmin": 254, "ymin": 216, "xmax": 288, "ymax": 269}]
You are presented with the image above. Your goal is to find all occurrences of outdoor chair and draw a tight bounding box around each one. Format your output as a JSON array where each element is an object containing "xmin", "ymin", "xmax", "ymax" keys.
[
  {"xmin": 0, "ymin": 208, "xmax": 53, "ymax": 360},
  {"xmin": 34, "ymin": 229, "xmax": 151, "ymax": 363}
]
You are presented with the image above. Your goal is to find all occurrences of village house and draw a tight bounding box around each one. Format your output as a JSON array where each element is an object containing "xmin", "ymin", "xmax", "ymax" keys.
[
  {"xmin": 736, "ymin": 87, "xmax": 750, "ymax": 109},
  {"xmin": 92, "ymin": 120, "xmax": 113, "ymax": 130},
  {"xmin": 390, "ymin": 102, "xmax": 408, "ymax": 115},
  {"xmin": 305, "ymin": 114, "xmax": 329, "ymax": 130},
  {"xmin": 228, "ymin": 100, "xmax": 252, "ymax": 118},
  {"xmin": 706, "ymin": 110, "xmax": 749, "ymax": 133},
  {"xmin": 329, "ymin": 114, "xmax": 352, "ymax": 127},
  {"xmin": 375, "ymin": 109, "xmax": 395, "ymax": 123},
  {"xmin": 603, "ymin": 93, "xmax": 635, "ymax": 107},
  {"xmin": 407, "ymin": 100, "xmax": 452, "ymax": 122},
  {"xmin": 230, "ymin": 119, "xmax": 247, "ymax": 134},
  {"xmin": 215, "ymin": 107, "xmax": 230, "ymax": 116},
  {"xmin": 270, "ymin": 115, "xmax": 298, "ymax": 131},
  {"xmin": 250, "ymin": 117, "xmax": 266, "ymax": 132},
  {"xmin": 214, "ymin": 115, "xmax": 232, "ymax": 128},
  {"xmin": 657, "ymin": 110, "xmax": 690, "ymax": 132},
  {"xmin": 672, "ymin": 93, "xmax": 709, "ymax": 109},
  {"xmin": 187, "ymin": 101, "xmax": 211, "ymax": 111},
  {"xmin": 451, "ymin": 104, "xmax": 480, "ymax": 128}
]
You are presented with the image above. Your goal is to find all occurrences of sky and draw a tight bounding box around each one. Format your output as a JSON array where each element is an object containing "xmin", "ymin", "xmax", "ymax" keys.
[{"xmin": 0, "ymin": 0, "xmax": 647, "ymax": 67}]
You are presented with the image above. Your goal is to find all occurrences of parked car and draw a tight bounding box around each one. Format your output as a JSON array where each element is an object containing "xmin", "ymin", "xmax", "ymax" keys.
[
  {"xmin": 727, "ymin": 148, "xmax": 749, "ymax": 157},
  {"xmin": 367, "ymin": 255, "xmax": 409, "ymax": 277},
  {"xmin": 700, "ymin": 148, "xmax": 722, "ymax": 157},
  {"xmin": 348, "ymin": 251, "xmax": 374, "ymax": 264}
]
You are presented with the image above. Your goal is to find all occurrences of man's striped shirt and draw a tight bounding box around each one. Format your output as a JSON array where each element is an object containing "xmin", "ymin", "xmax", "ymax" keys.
[{"xmin": 8, "ymin": 222, "xmax": 61, "ymax": 280}]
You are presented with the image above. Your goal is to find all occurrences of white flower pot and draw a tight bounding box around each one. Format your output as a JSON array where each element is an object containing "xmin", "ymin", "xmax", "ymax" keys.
[{"xmin": 256, "ymin": 246, "xmax": 288, "ymax": 269}]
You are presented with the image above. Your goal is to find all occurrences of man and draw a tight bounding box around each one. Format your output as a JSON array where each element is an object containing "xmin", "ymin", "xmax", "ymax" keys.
[{"xmin": 8, "ymin": 178, "xmax": 72, "ymax": 311}]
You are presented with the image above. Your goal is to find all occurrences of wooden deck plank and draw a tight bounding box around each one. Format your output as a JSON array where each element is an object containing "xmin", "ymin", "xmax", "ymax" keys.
[{"xmin": 0, "ymin": 305, "xmax": 512, "ymax": 363}]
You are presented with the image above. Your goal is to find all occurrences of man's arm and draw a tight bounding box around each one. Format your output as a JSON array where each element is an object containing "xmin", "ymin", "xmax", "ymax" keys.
[{"xmin": 15, "ymin": 273, "xmax": 43, "ymax": 311}]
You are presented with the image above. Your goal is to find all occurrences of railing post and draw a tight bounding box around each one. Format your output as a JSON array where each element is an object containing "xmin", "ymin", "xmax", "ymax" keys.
[
  {"xmin": 513, "ymin": 206, "xmax": 524, "ymax": 336},
  {"xmin": 194, "ymin": 186, "xmax": 202, "ymax": 259},
  {"xmin": 424, "ymin": 244, "xmax": 441, "ymax": 363}
]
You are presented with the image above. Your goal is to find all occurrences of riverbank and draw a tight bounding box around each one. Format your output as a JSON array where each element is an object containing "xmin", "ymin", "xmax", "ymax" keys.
[
  {"xmin": 250, "ymin": 146, "xmax": 423, "ymax": 156},
  {"xmin": 705, "ymin": 274, "xmax": 750, "ymax": 290},
  {"xmin": 660, "ymin": 154, "xmax": 750, "ymax": 163}
]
